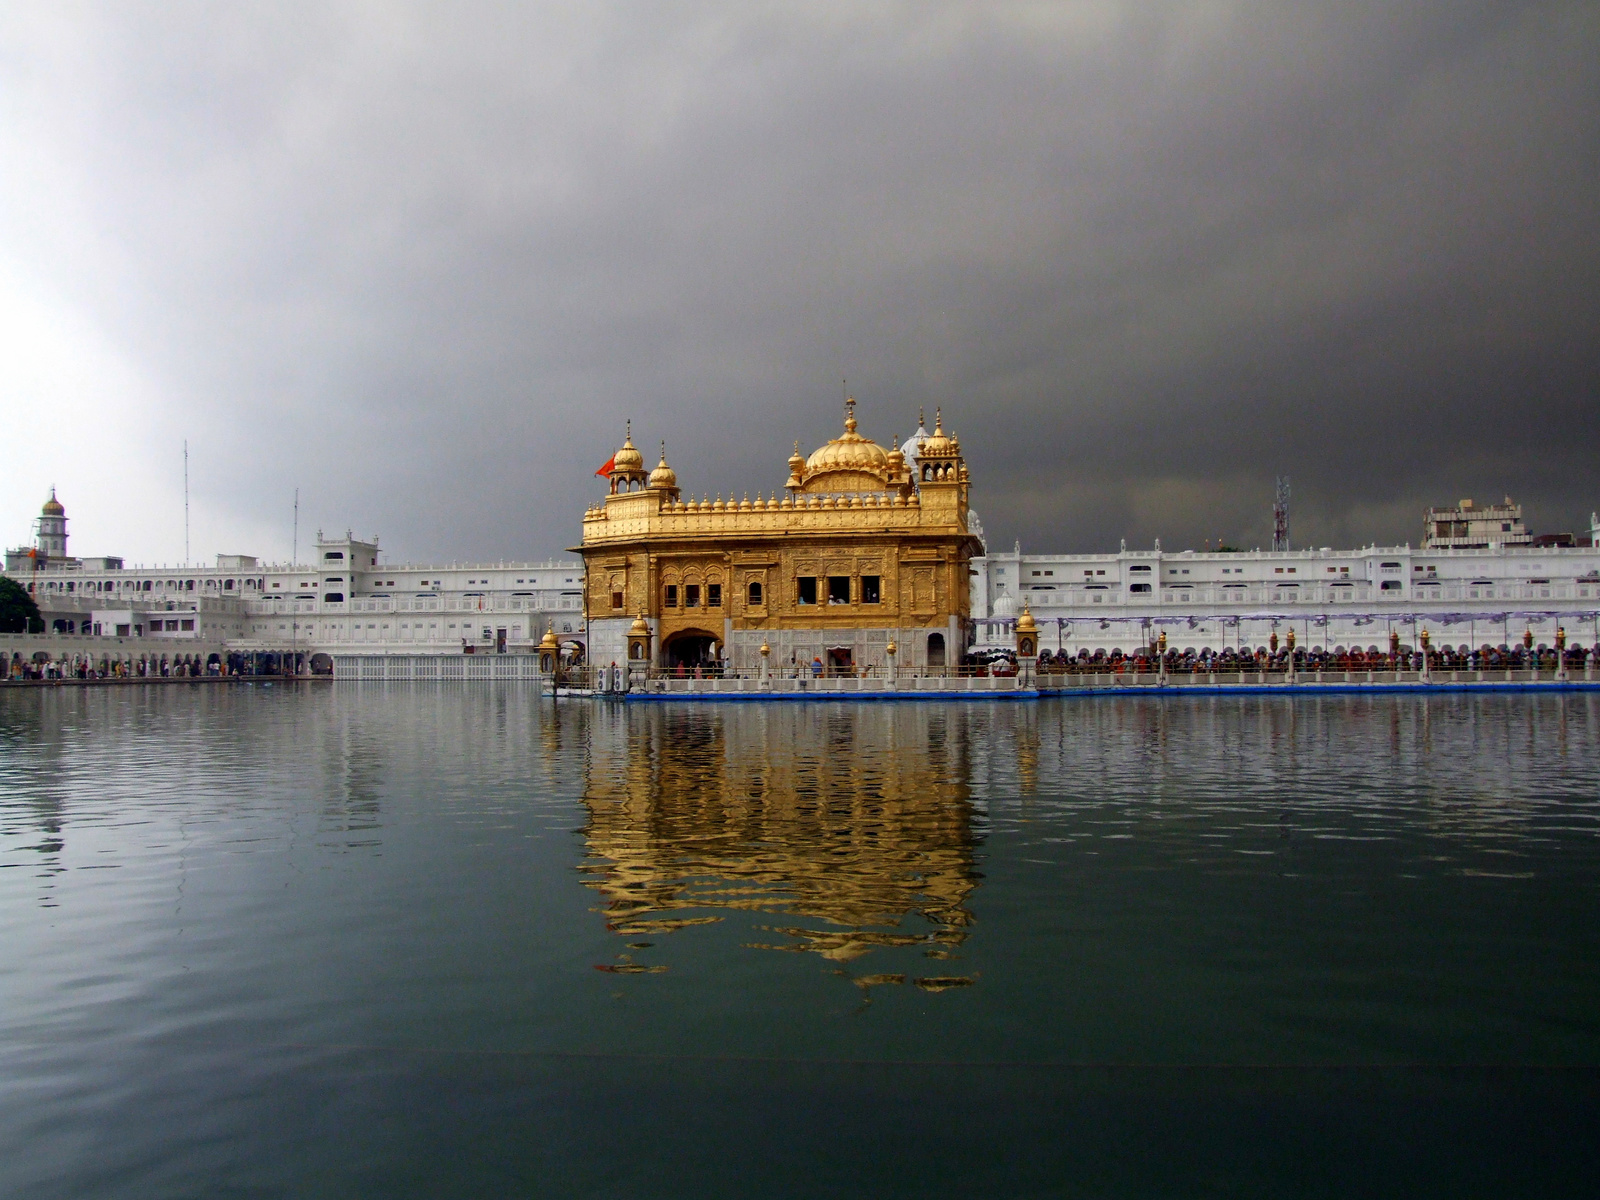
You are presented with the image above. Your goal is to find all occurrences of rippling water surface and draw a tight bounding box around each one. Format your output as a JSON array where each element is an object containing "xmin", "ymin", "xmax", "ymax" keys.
[{"xmin": 2, "ymin": 687, "xmax": 1598, "ymax": 1197}]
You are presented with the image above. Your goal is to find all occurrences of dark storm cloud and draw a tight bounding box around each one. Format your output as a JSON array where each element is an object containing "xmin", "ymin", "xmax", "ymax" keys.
[{"xmin": 2, "ymin": 1, "xmax": 1596, "ymax": 560}]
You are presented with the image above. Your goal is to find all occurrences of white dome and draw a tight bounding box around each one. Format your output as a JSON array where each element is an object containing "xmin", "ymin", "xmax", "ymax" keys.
[
  {"xmin": 900, "ymin": 424, "xmax": 929, "ymax": 464},
  {"xmin": 992, "ymin": 589, "xmax": 1017, "ymax": 618}
]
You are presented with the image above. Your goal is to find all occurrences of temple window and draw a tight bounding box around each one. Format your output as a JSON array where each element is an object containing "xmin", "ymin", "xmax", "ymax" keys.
[
  {"xmin": 861, "ymin": 575, "xmax": 881, "ymax": 604},
  {"xmin": 707, "ymin": 583, "xmax": 722, "ymax": 608},
  {"xmin": 748, "ymin": 581, "xmax": 763, "ymax": 606},
  {"xmin": 686, "ymin": 584, "xmax": 701, "ymax": 608},
  {"xmin": 828, "ymin": 576, "xmax": 851, "ymax": 604},
  {"xmin": 665, "ymin": 584, "xmax": 678, "ymax": 607},
  {"xmin": 611, "ymin": 591, "xmax": 624, "ymax": 609},
  {"xmin": 797, "ymin": 577, "xmax": 817, "ymax": 605}
]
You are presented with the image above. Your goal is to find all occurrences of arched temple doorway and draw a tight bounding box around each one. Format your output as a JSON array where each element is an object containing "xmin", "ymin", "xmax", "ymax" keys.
[
  {"xmin": 663, "ymin": 629, "xmax": 721, "ymax": 669},
  {"xmin": 927, "ymin": 632, "xmax": 946, "ymax": 667}
]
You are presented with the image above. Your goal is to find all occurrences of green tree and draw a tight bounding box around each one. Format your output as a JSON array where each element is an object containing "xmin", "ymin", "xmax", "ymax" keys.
[{"xmin": 0, "ymin": 576, "xmax": 43, "ymax": 634}]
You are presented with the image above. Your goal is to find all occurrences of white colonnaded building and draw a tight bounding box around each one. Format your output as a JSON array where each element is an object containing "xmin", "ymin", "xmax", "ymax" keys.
[
  {"xmin": 3, "ymin": 491, "xmax": 586, "ymax": 673},
  {"xmin": 970, "ymin": 499, "xmax": 1600, "ymax": 657}
]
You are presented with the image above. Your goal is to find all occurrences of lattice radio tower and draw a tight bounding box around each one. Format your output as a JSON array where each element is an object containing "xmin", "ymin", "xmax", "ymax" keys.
[{"xmin": 1272, "ymin": 476, "xmax": 1291, "ymax": 552}]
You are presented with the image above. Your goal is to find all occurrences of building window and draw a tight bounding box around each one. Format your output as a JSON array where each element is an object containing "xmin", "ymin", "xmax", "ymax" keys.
[
  {"xmin": 611, "ymin": 591, "xmax": 624, "ymax": 609},
  {"xmin": 797, "ymin": 576, "xmax": 818, "ymax": 605},
  {"xmin": 748, "ymin": 581, "xmax": 763, "ymax": 606},
  {"xmin": 665, "ymin": 584, "xmax": 678, "ymax": 607},
  {"xmin": 707, "ymin": 583, "xmax": 722, "ymax": 608},
  {"xmin": 686, "ymin": 584, "xmax": 701, "ymax": 608},
  {"xmin": 325, "ymin": 593, "xmax": 344, "ymax": 603},
  {"xmin": 861, "ymin": 575, "xmax": 881, "ymax": 604},
  {"xmin": 1130, "ymin": 583, "xmax": 1152, "ymax": 594},
  {"xmin": 828, "ymin": 576, "xmax": 851, "ymax": 604}
]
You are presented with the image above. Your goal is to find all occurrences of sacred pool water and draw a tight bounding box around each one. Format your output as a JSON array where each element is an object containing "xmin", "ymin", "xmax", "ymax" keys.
[{"xmin": 2, "ymin": 687, "xmax": 1598, "ymax": 1197}]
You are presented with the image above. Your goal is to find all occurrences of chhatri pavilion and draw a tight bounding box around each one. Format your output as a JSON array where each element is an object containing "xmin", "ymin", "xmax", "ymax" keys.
[{"xmin": 578, "ymin": 400, "xmax": 981, "ymax": 673}]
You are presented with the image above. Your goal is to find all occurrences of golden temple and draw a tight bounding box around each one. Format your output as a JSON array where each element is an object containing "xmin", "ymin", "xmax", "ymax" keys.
[{"xmin": 578, "ymin": 399, "xmax": 981, "ymax": 673}]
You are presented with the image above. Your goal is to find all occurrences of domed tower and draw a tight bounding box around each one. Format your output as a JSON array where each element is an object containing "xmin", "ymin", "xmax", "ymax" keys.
[
  {"xmin": 36, "ymin": 489, "xmax": 68, "ymax": 559},
  {"xmin": 647, "ymin": 442, "xmax": 680, "ymax": 502},
  {"xmin": 608, "ymin": 422, "xmax": 649, "ymax": 494},
  {"xmin": 914, "ymin": 408, "xmax": 969, "ymax": 521}
]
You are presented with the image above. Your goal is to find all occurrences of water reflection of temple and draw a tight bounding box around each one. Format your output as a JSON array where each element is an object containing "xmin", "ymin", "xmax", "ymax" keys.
[{"xmin": 579, "ymin": 704, "xmax": 986, "ymax": 968}]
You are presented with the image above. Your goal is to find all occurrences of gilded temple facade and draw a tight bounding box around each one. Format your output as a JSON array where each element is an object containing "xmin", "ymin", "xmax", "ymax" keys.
[{"xmin": 579, "ymin": 401, "xmax": 982, "ymax": 673}]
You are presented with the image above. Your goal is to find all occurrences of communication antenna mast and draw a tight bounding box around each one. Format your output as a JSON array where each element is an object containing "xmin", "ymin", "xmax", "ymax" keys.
[
  {"xmin": 183, "ymin": 440, "xmax": 190, "ymax": 565},
  {"xmin": 1272, "ymin": 476, "xmax": 1291, "ymax": 552}
]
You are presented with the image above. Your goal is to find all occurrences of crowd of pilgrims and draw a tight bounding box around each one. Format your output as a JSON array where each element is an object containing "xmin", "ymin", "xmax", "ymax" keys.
[
  {"xmin": 965, "ymin": 639, "xmax": 1596, "ymax": 675},
  {"xmin": 7, "ymin": 651, "xmax": 267, "ymax": 682}
]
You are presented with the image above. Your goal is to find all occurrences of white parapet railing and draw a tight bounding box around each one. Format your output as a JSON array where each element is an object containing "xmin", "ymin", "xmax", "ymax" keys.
[{"xmin": 331, "ymin": 653, "xmax": 547, "ymax": 682}]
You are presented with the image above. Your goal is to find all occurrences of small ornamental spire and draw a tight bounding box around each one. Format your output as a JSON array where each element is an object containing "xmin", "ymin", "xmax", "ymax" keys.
[{"xmin": 844, "ymin": 395, "xmax": 857, "ymax": 435}]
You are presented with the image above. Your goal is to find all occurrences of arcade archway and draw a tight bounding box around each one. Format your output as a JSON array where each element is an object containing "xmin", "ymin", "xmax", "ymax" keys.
[{"xmin": 662, "ymin": 629, "xmax": 720, "ymax": 669}]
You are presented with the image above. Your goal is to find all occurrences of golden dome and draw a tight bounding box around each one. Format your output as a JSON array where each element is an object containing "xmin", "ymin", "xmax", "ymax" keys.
[
  {"xmin": 538, "ymin": 623, "xmax": 560, "ymax": 651},
  {"xmin": 919, "ymin": 408, "xmax": 955, "ymax": 457},
  {"xmin": 41, "ymin": 489, "xmax": 64, "ymax": 517},
  {"xmin": 630, "ymin": 613, "xmax": 651, "ymax": 635},
  {"xmin": 1015, "ymin": 604, "xmax": 1038, "ymax": 634},
  {"xmin": 613, "ymin": 422, "xmax": 644, "ymax": 474},
  {"xmin": 648, "ymin": 442, "xmax": 677, "ymax": 489},
  {"xmin": 800, "ymin": 399, "xmax": 890, "ymax": 492}
]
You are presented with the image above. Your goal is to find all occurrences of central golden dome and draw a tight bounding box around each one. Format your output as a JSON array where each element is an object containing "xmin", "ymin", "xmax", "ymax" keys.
[{"xmin": 800, "ymin": 400, "xmax": 890, "ymax": 492}]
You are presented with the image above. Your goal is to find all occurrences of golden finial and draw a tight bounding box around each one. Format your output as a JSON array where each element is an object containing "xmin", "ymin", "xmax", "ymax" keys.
[{"xmin": 844, "ymin": 395, "xmax": 857, "ymax": 435}]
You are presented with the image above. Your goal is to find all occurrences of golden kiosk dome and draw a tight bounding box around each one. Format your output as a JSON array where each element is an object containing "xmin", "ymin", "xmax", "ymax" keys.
[
  {"xmin": 538, "ymin": 624, "xmax": 561, "ymax": 652},
  {"xmin": 798, "ymin": 398, "xmax": 891, "ymax": 493},
  {"xmin": 918, "ymin": 408, "xmax": 955, "ymax": 457},
  {"xmin": 612, "ymin": 422, "xmax": 645, "ymax": 475},
  {"xmin": 648, "ymin": 442, "xmax": 678, "ymax": 490},
  {"xmin": 41, "ymin": 489, "xmax": 65, "ymax": 516},
  {"xmin": 1015, "ymin": 604, "xmax": 1038, "ymax": 635}
]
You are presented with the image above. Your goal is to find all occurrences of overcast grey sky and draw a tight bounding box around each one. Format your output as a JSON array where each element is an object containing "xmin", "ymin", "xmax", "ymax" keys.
[{"xmin": 2, "ymin": 2, "xmax": 1596, "ymax": 565}]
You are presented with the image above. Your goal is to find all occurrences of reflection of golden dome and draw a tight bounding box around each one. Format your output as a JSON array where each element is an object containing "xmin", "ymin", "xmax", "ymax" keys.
[
  {"xmin": 41, "ymin": 489, "xmax": 64, "ymax": 516},
  {"xmin": 613, "ymin": 424, "xmax": 644, "ymax": 474},
  {"xmin": 800, "ymin": 400, "xmax": 890, "ymax": 492},
  {"xmin": 648, "ymin": 443, "xmax": 677, "ymax": 489}
]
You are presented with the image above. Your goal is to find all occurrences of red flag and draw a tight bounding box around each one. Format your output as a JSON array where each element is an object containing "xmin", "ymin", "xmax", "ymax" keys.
[{"xmin": 594, "ymin": 455, "xmax": 616, "ymax": 478}]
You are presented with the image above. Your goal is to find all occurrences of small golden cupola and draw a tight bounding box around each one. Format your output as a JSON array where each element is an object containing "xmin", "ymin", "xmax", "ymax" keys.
[
  {"xmin": 785, "ymin": 441, "xmax": 805, "ymax": 491},
  {"xmin": 41, "ymin": 489, "xmax": 65, "ymax": 517},
  {"xmin": 1014, "ymin": 603, "xmax": 1039, "ymax": 658},
  {"xmin": 799, "ymin": 397, "xmax": 891, "ymax": 494},
  {"xmin": 609, "ymin": 421, "xmax": 648, "ymax": 492},
  {"xmin": 648, "ymin": 442, "xmax": 680, "ymax": 499},
  {"xmin": 915, "ymin": 407, "xmax": 964, "ymax": 484}
]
